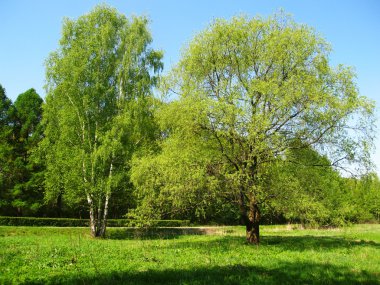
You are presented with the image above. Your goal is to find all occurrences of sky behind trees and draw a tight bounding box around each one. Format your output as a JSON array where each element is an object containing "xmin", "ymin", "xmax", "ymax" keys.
[{"xmin": 1, "ymin": 0, "xmax": 379, "ymax": 174}]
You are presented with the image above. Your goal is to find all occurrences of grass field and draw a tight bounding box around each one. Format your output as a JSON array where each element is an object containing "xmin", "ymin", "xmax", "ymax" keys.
[{"xmin": 1, "ymin": 224, "xmax": 379, "ymax": 284}]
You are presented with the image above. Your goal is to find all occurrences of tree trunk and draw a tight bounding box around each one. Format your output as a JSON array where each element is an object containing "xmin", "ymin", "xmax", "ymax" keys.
[
  {"xmin": 239, "ymin": 185, "xmax": 261, "ymax": 245},
  {"xmin": 87, "ymin": 194, "xmax": 97, "ymax": 237},
  {"xmin": 98, "ymin": 162, "xmax": 113, "ymax": 237},
  {"xmin": 240, "ymin": 199, "xmax": 260, "ymax": 245},
  {"xmin": 246, "ymin": 202, "xmax": 260, "ymax": 244},
  {"xmin": 99, "ymin": 193, "xmax": 110, "ymax": 237},
  {"xmin": 56, "ymin": 192, "xmax": 62, "ymax": 217}
]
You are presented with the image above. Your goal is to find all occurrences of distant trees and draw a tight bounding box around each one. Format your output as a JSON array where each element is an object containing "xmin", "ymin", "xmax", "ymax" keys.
[
  {"xmin": 42, "ymin": 5, "xmax": 162, "ymax": 237},
  {"xmin": 264, "ymin": 146, "xmax": 352, "ymax": 227},
  {"xmin": 342, "ymin": 173, "xmax": 380, "ymax": 223}
]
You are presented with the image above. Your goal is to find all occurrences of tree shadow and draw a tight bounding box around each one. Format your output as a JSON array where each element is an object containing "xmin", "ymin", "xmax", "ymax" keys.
[
  {"xmin": 106, "ymin": 228, "xmax": 380, "ymax": 252},
  {"xmin": 106, "ymin": 227, "xmax": 226, "ymax": 240},
  {"xmin": 28, "ymin": 261, "xmax": 380, "ymax": 285},
  {"xmin": 147, "ymin": 234, "xmax": 380, "ymax": 254},
  {"xmin": 262, "ymin": 235, "xmax": 380, "ymax": 251}
]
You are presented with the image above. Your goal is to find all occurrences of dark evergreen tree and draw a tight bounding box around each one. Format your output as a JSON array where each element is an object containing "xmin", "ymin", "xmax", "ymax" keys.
[
  {"xmin": 0, "ymin": 84, "xmax": 16, "ymax": 214},
  {"xmin": 0, "ymin": 86, "xmax": 45, "ymax": 216},
  {"xmin": 11, "ymin": 89, "xmax": 45, "ymax": 216}
]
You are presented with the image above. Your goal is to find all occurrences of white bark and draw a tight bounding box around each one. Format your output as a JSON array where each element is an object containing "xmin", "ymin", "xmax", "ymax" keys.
[
  {"xmin": 99, "ymin": 162, "xmax": 113, "ymax": 237},
  {"xmin": 87, "ymin": 194, "xmax": 96, "ymax": 237}
]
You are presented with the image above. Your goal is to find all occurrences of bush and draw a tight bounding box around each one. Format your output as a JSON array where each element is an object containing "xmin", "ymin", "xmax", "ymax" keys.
[
  {"xmin": 123, "ymin": 219, "xmax": 191, "ymax": 227},
  {"xmin": 0, "ymin": 216, "xmax": 190, "ymax": 227},
  {"xmin": 0, "ymin": 217, "xmax": 88, "ymax": 227}
]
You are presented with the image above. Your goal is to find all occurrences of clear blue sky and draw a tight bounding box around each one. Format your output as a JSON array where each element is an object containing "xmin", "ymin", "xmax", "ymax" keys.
[{"xmin": 1, "ymin": 0, "xmax": 379, "ymax": 174}]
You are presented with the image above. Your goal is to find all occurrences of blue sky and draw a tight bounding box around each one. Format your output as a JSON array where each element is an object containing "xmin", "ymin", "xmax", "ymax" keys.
[{"xmin": 1, "ymin": 0, "xmax": 379, "ymax": 174}]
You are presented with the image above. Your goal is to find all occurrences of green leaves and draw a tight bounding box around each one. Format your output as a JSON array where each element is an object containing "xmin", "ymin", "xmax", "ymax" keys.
[
  {"xmin": 132, "ymin": 12, "xmax": 375, "ymax": 229},
  {"xmin": 42, "ymin": 5, "xmax": 162, "ymax": 234},
  {"xmin": 0, "ymin": 86, "xmax": 45, "ymax": 216}
]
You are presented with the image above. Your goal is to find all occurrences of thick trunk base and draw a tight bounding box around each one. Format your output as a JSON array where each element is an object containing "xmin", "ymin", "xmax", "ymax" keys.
[
  {"xmin": 87, "ymin": 194, "xmax": 108, "ymax": 238},
  {"xmin": 246, "ymin": 223, "xmax": 260, "ymax": 244},
  {"xmin": 90, "ymin": 224, "xmax": 106, "ymax": 238},
  {"xmin": 89, "ymin": 217, "xmax": 107, "ymax": 238},
  {"xmin": 244, "ymin": 202, "xmax": 260, "ymax": 245}
]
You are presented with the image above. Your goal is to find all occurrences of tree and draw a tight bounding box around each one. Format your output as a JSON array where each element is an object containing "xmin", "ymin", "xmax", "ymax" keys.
[
  {"xmin": 11, "ymin": 89, "xmax": 44, "ymax": 216},
  {"xmin": 0, "ymin": 87, "xmax": 45, "ymax": 216},
  {"xmin": 0, "ymin": 85, "xmax": 13, "ymax": 129},
  {"xmin": 156, "ymin": 13, "xmax": 375, "ymax": 244},
  {"xmin": 42, "ymin": 5, "xmax": 162, "ymax": 237},
  {"xmin": 0, "ymin": 84, "xmax": 15, "ymax": 213},
  {"xmin": 14, "ymin": 89, "xmax": 43, "ymax": 151}
]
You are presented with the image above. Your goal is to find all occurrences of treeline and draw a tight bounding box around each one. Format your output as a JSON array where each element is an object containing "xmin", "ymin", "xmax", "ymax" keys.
[
  {"xmin": 0, "ymin": 6, "xmax": 379, "ymax": 242},
  {"xmin": 1, "ymin": 84, "xmax": 379, "ymax": 225}
]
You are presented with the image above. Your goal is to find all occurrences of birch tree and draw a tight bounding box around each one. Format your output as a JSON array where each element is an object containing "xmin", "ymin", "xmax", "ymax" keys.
[{"xmin": 42, "ymin": 5, "xmax": 162, "ymax": 237}]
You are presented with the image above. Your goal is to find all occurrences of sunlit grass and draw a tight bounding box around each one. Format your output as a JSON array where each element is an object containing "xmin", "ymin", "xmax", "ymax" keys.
[{"xmin": 1, "ymin": 224, "xmax": 379, "ymax": 284}]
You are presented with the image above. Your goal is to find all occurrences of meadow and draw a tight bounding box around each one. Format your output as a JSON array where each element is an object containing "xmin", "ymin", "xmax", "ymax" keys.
[{"xmin": 1, "ymin": 224, "xmax": 379, "ymax": 284}]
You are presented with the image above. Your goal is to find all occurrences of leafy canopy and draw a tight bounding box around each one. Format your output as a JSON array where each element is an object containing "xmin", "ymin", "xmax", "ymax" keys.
[
  {"xmin": 42, "ymin": 5, "xmax": 163, "ymax": 234},
  {"xmin": 133, "ymin": 13, "xmax": 375, "ymax": 230}
]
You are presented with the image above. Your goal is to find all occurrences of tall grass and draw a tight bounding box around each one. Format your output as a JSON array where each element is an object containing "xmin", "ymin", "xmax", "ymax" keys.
[{"xmin": 1, "ymin": 225, "xmax": 379, "ymax": 284}]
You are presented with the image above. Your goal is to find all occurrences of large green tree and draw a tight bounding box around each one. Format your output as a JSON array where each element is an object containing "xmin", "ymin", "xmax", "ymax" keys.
[
  {"xmin": 143, "ymin": 14, "xmax": 375, "ymax": 244},
  {"xmin": 42, "ymin": 5, "xmax": 162, "ymax": 237}
]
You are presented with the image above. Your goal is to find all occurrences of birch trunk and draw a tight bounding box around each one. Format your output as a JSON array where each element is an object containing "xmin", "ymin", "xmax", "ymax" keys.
[
  {"xmin": 87, "ymin": 194, "xmax": 97, "ymax": 237},
  {"xmin": 99, "ymin": 162, "xmax": 113, "ymax": 237},
  {"xmin": 99, "ymin": 192, "xmax": 110, "ymax": 237}
]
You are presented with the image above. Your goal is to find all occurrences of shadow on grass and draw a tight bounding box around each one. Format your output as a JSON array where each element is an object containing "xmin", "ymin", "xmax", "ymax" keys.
[
  {"xmin": 106, "ymin": 227, "xmax": 225, "ymax": 240},
  {"xmin": 28, "ymin": 261, "xmax": 380, "ymax": 285},
  {"xmin": 145, "ymin": 235, "xmax": 380, "ymax": 255},
  {"xmin": 262, "ymin": 235, "xmax": 380, "ymax": 251},
  {"xmin": 106, "ymin": 228, "xmax": 380, "ymax": 251}
]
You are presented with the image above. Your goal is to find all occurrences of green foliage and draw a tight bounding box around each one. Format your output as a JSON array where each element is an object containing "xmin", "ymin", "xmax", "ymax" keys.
[
  {"xmin": 42, "ymin": 4, "xmax": 163, "ymax": 236},
  {"xmin": 0, "ymin": 225, "xmax": 379, "ymax": 284},
  {"xmin": 12, "ymin": 88, "xmax": 45, "ymax": 216},
  {"xmin": 340, "ymin": 173, "xmax": 380, "ymax": 223},
  {"xmin": 0, "ymin": 216, "xmax": 190, "ymax": 227},
  {"xmin": 121, "ymin": 219, "xmax": 190, "ymax": 227},
  {"xmin": 0, "ymin": 10, "xmax": 378, "ymax": 233},
  {"xmin": 133, "ymin": 12, "xmax": 375, "ymax": 240},
  {"xmin": 262, "ymin": 146, "xmax": 340, "ymax": 226},
  {"xmin": 0, "ymin": 216, "xmax": 89, "ymax": 227},
  {"xmin": 261, "ymin": 145, "xmax": 380, "ymax": 227},
  {"xmin": 0, "ymin": 86, "xmax": 45, "ymax": 216},
  {"xmin": 14, "ymin": 88, "xmax": 44, "ymax": 147},
  {"xmin": 131, "ymin": 128, "xmax": 239, "ymax": 224},
  {"xmin": 0, "ymin": 84, "xmax": 15, "ymax": 211}
]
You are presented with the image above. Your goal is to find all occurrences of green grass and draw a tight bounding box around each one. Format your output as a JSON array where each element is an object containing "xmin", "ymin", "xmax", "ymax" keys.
[{"xmin": 1, "ymin": 224, "xmax": 379, "ymax": 284}]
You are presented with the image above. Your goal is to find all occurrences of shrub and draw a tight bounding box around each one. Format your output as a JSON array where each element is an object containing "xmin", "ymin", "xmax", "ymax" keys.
[{"xmin": 0, "ymin": 216, "xmax": 190, "ymax": 227}]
